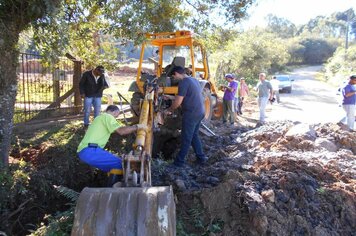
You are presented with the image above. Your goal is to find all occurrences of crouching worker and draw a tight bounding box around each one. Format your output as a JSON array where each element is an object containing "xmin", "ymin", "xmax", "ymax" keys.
[{"xmin": 77, "ymin": 105, "xmax": 146, "ymax": 182}]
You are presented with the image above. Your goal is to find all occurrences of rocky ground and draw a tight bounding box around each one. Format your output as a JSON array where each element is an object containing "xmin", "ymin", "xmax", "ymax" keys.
[{"xmin": 152, "ymin": 118, "xmax": 356, "ymax": 235}]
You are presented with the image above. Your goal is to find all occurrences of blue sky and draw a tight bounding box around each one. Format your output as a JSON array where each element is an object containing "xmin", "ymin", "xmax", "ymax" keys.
[{"xmin": 242, "ymin": 0, "xmax": 356, "ymax": 28}]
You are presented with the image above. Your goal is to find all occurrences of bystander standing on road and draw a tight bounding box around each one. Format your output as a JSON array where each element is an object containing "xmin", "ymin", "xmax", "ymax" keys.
[
  {"xmin": 222, "ymin": 74, "xmax": 238, "ymax": 125},
  {"xmin": 339, "ymin": 75, "xmax": 356, "ymax": 131},
  {"xmin": 237, "ymin": 77, "xmax": 249, "ymax": 115},
  {"xmin": 79, "ymin": 65, "xmax": 109, "ymax": 127},
  {"xmin": 166, "ymin": 66, "xmax": 208, "ymax": 167},
  {"xmin": 255, "ymin": 73, "xmax": 273, "ymax": 125},
  {"xmin": 270, "ymin": 76, "xmax": 280, "ymax": 103}
]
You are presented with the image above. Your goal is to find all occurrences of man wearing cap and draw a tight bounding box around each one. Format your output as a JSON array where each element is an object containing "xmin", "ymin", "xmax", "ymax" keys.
[
  {"xmin": 79, "ymin": 65, "xmax": 109, "ymax": 127},
  {"xmin": 222, "ymin": 74, "xmax": 238, "ymax": 125},
  {"xmin": 77, "ymin": 105, "xmax": 147, "ymax": 176},
  {"xmin": 341, "ymin": 75, "xmax": 356, "ymax": 131},
  {"xmin": 166, "ymin": 66, "xmax": 208, "ymax": 167}
]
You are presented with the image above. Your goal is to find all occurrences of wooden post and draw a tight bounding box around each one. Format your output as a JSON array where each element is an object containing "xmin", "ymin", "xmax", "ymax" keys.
[
  {"xmin": 73, "ymin": 60, "xmax": 82, "ymax": 113},
  {"xmin": 65, "ymin": 53, "xmax": 83, "ymax": 114}
]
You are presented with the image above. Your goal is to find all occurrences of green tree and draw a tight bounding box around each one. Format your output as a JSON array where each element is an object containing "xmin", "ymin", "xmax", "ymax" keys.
[
  {"xmin": 324, "ymin": 44, "xmax": 356, "ymax": 85},
  {"xmin": 211, "ymin": 29, "xmax": 290, "ymax": 85},
  {"xmin": 266, "ymin": 14, "xmax": 297, "ymax": 38},
  {"xmin": 299, "ymin": 38, "xmax": 337, "ymax": 64},
  {"xmin": 0, "ymin": 0, "xmax": 255, "ymax": 166}
]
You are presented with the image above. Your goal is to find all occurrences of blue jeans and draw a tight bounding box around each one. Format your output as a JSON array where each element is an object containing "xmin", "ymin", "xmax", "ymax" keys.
[
  {"xmin": 84, "ymin": 97, "xmax": 102, "ymax": 125},
  {"xmin": 78, "ymin": 146, "xmax": 122, "ymax": 172},
  {"xmin": 342, "ymin": 104, "xmax": 355, "ymax": 130},
  {"xmin": 258, "ymin": 97, "xmax": 269, "ymax": 122},
  {"xmin": 175, "ymin": 114, "xmax": 206, "ymax": 165}
]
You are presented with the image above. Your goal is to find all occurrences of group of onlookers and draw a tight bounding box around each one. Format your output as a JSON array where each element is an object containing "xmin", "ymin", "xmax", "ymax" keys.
[
  {"xmin": 221, "ymin": 72, "xmax": 276, "ymax": 125},
  {"xmin": 221, "ymin": 72, "xmax": 356, "ymax": 131},
  {"xmin": 221, "ymin": 74, "xmax": 250, "ymax": 125}
]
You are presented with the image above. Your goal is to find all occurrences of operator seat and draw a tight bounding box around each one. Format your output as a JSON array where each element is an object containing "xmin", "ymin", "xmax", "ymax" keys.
[
  {"xmin": 166, "ymin": 56, "xmax": 185, "ymax": 74},
  {"xmin": 164, "ymin": 56, "xmax": 185, "ymax": 86}
]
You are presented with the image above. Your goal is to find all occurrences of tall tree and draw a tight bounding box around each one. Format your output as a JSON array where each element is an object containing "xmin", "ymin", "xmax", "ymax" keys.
[
  {"xmin": 0, "ymin": 0, "xmax": 255, "ymax": 166},
  {"xmin": 0, "ymin": 0, "xmax": 62, "ymax": 167},
  {"xmin": 266, "ymin": 14, "xmax": 297, "ymax": 38}
]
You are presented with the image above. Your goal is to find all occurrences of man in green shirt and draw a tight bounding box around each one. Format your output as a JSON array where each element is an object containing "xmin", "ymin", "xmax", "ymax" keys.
[{"xmin": 77, "ymin": 105, "xmax": 146, "ymax": 172}]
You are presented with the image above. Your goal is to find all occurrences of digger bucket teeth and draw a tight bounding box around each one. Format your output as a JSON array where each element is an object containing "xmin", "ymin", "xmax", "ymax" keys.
[{"xmin": 71, "ymin": 186, "xmax": 176, "ymax": 236}]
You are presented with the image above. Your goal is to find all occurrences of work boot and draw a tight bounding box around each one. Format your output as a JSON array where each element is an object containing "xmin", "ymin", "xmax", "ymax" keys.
[
  {"xmin": 195, "ymin": 156, "xmax": 208, "ymax": 165},
  {"xmin": 172, "ymin": 160, "xmax": 185, "ymax": 168}
]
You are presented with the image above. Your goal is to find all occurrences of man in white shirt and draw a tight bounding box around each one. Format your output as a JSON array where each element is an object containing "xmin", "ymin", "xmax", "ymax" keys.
[{"xmin": 270, "ymin": 76, "xmax": 280, "ymax": 103}]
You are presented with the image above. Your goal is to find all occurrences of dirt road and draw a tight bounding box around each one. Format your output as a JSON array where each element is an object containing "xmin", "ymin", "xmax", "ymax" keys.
[{"xmin": 258, "ymin": 66, "xmax": 345, "ymax": 124}]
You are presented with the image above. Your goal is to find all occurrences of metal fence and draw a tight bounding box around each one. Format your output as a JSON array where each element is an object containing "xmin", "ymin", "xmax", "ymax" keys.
[{"xmin": 15, "ymin": 53, "xmax": 78, "ymax": 123}]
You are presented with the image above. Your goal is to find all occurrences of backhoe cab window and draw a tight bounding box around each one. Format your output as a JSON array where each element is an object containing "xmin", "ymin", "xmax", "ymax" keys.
[{"xmin": 162, "ymin": 46, "xmax": 191, "ymax": 69}]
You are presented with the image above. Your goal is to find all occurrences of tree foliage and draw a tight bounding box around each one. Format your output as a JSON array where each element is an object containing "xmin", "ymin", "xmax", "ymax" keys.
[
  {"xmin": 324, "ymin": 44, "xmax": 356, "ymax": 85},
  {"xmin": 210, "ymin": 29, "xmax": 290, "ymax": 85},
  {"xmin": 287, "ymin": 37, "xmax": 338, "ymax": 65},
  {"xmin": 266, "ymin": 14, "xmax": 297, "ymax": 38}
]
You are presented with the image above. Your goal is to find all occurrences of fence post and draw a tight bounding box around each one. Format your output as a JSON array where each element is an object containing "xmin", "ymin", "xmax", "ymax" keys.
[
  {"xmin": 65, "ymin": 53, "xmax": 83, "ymax": 114},
  {"xmin": 53, "ymin": 68, "xmax": 60, "ymax": 106},
  {"xmin": 73, "ymin": 60, "xmax": 82, "ymax": 113}
]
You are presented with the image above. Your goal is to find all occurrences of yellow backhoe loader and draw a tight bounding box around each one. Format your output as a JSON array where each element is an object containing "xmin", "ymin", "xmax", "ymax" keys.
[{"xmin": 71, "ymin": 31, "xmax": 221, "ymax": 236}]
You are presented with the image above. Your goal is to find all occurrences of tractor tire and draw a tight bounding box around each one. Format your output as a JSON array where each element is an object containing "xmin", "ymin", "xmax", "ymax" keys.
[
  {"xmin": 202, "ymin": 89, "xmax": 213, "ymax": 123},
  {"xmin": 130, "ymin": 92, "xmax": 144, "ymax": 116},
  {"xmin": 212, "ymin": 98, "xmax": 223, "ymax": 120}
]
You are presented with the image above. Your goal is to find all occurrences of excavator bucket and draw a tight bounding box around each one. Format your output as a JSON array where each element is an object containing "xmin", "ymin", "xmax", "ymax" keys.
[{"xmin": 71, "ymin": 186, "xmax": 176, "ymax": 236}]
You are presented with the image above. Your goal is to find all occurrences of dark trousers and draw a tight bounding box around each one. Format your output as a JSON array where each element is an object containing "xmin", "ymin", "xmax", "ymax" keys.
[
  {"xmin": 238, "ymin": 97, "xmax": 244, "ymax": 114},
  {"xmin": 223, "ymin": 99, "xmax": 235, "ymax": 124},
  {"xmin": 175, "ymin": 114, "xmax": 205, "ymax": 165}
]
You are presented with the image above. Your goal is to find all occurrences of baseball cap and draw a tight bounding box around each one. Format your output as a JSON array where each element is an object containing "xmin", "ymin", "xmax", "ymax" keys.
[
  {"xmin": 169, "ymin": 66, "xmax": 185, "ymax": 76},
  {"xmin": 350, "ymin": 75, "xmax": 356, "ymax": 80},
  {"xmin": 95, "ymin": 65, "xmax": 105, "ymax": 73},
  {"xmin": 225, "ymin": 74, "xmax": 233, "ymax": 79}
]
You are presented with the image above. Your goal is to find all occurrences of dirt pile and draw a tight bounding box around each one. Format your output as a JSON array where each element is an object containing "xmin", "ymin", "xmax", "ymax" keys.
[{"xmin": 153, "ymin": 121, "xmax": 356, "ymax": 235}]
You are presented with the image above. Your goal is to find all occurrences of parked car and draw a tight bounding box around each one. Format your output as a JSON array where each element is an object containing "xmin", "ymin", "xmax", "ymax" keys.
[{"xmin": 274, "ymin": 75, "xmax": 294, "ymax": 93}]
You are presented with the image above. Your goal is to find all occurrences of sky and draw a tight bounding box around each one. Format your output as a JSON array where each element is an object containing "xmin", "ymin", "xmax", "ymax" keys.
[{"xmin": 242, "ymin": 0, "xmax": 356, "ymax": 28}]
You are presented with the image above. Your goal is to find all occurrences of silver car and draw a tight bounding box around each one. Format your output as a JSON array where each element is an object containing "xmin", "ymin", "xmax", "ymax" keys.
[{"xmin": 275, "ymin": 75, "xmax": 293, "ymax": 93}]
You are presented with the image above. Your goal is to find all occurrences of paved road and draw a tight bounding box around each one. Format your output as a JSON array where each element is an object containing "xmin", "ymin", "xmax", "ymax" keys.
[{"xmin": 264, "ymin": 66, "xmax": 345, "ymax": 124}]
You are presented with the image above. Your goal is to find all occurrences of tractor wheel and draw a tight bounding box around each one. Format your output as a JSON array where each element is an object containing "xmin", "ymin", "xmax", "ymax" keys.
[
  {"xmin": 212, "ymin": 98, "xmax": 223, "ymax": 120},
  {"xmin": 202, "ymin": 89, "xmax": 213, "ymax": 123},
  {"xmin": 130, "ymin": 92, "xmax": 144, "ymax": 116}
]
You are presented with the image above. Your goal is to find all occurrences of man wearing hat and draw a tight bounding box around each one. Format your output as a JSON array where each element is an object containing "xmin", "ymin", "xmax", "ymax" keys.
[
  {"xmin": 79, "ymin": 65, "xmax": 109, "ymax": 127},
  {"xmin": 165, "ymin": 66, "xmax": 208, "ymax": 167},
  {"xmin": 341, "ymin": 75, "xmax": 356, "ymax": 131},
  {"xmin": 222, "ymin": 74, "xmax": 238, "ymax": 125}
]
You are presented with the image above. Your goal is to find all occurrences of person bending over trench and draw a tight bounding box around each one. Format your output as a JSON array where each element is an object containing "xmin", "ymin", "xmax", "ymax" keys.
[{"xmin": 77, "ymin": 105, "xmax": 146, "ymax": 172}]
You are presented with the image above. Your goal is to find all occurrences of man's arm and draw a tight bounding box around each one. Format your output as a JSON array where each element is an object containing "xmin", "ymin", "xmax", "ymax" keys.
[
  {"xmin": 115, "ymin": 124, "xmax": 146, "ymax": 135},
  {"xmin": 224, "ymin": 86, "xmax": 235, "ymax": 92},
  {"xmin": 344, "ymin": 91, "xmax": 356, "ymax": 97},
  {"xmin": 168, "ymin": 95, "xmax": 184, "ymax": 111}
]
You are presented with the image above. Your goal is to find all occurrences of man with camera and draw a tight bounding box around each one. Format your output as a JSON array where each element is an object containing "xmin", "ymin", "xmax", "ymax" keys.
[{"xmin": 255, "ymin": 73, "xmax": 273, "ymax": 125}]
